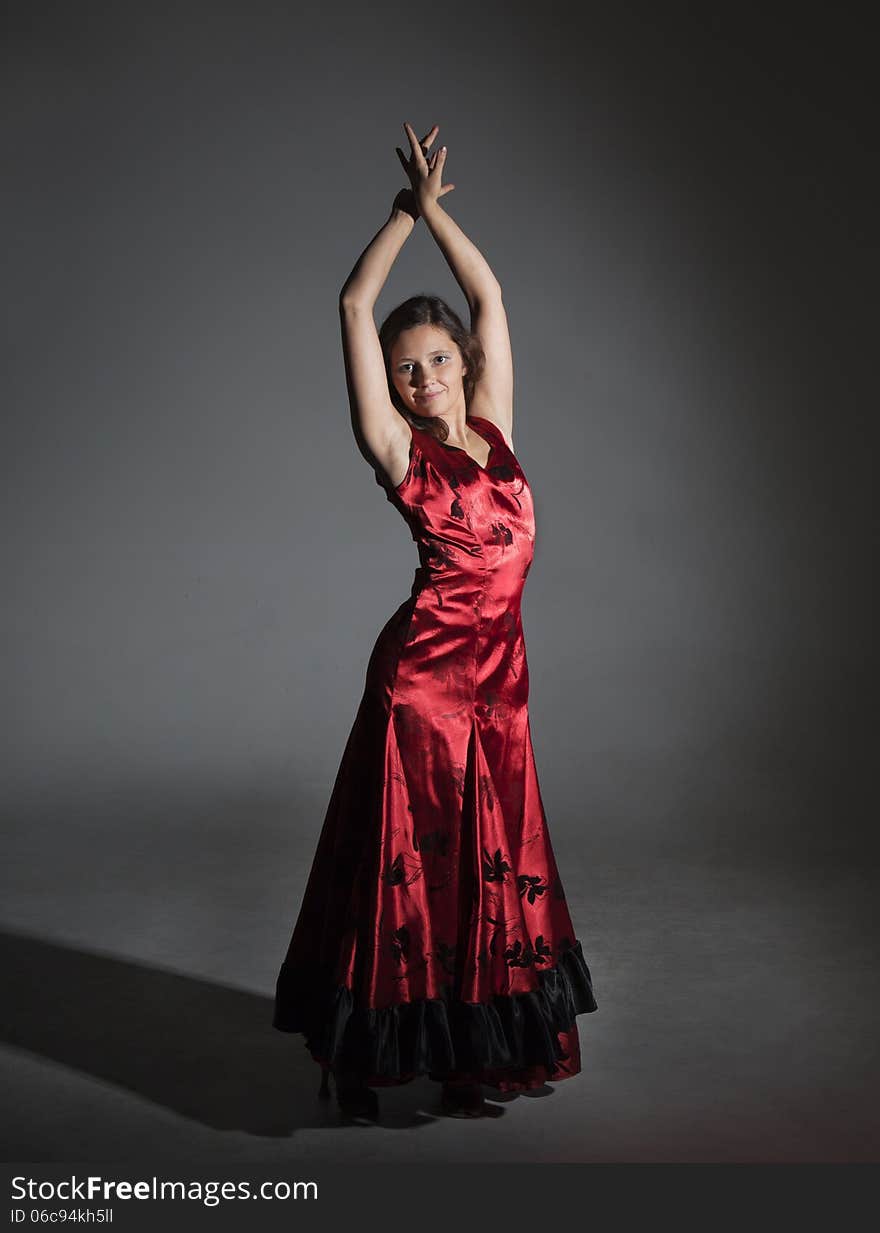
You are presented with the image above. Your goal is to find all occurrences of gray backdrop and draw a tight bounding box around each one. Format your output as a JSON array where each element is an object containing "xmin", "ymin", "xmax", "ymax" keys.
[{"xmin": 3, "ymin": 0, "xmax": 876, "ymax": 1164}]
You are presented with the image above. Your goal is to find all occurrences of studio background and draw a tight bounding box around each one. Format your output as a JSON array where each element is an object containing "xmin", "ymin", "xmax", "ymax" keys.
[{"xmin": 3, "ymin": 0, "xmax": 876, "ymax": 1162}]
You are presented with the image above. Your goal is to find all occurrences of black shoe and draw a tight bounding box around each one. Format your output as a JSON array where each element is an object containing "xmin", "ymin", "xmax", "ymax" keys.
[
  {"xmin": 318, "ymin": 1065, "xmax": 379, "ymax": 1120},
  {"xmin": 440, "ymin": 1080, "xmax": 486, "ymax": 1118}
]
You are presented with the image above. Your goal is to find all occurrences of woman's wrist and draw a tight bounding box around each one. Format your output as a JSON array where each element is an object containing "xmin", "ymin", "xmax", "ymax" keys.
[
  {"xmin": 389, "ymin": 205, "xmax": 417, "ymax": 229},
  {"xmin": 417, "ymin": 194, "xmax": 443, "ymax": 219}
]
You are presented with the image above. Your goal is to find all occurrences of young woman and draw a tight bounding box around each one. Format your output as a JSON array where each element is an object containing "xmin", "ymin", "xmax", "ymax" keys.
[{"xmin": 273, "ymin": 122, "xmax": 597, "ymax": 1120}]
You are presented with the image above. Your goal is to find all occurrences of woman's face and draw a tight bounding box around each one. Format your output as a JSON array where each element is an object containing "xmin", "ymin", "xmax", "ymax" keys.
[{"xmin": 389, "ymin": 325, "xmax": 467, "ymax": 416}]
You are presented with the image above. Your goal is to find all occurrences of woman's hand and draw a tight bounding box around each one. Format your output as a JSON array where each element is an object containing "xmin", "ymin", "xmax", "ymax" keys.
[
  {"xmin": 395, "ymin": 122, "xmax": 455, "ymax": 218},
  {"xmin": 391, "ymin": 187, "xmax": 420, "ymax": 224}
]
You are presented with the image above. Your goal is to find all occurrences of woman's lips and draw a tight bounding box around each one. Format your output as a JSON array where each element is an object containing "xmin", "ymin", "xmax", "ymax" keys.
[{"xmin": 416, "ymin": 391, "xmax": 442, "ymax": 400}]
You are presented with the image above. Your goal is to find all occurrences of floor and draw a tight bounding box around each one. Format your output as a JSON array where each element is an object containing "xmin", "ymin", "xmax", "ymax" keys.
[{"xmin": 2, "ymin": 808, "xmax": 878, "ymax": 1164}]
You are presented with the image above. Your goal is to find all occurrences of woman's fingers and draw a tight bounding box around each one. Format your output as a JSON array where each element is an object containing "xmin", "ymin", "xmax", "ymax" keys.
[
  {"xmin": 404, "ymin": 121, "xmax": 434, "ymax": 168},
  {"xmin": 430, "ymin": 147, "xmax": 449, "ymax": 178},
  {"xmin": 419, "ymin": 124, "xmax": 439, "ymax": 154},
  {"xmin": 403, "ymin": 121, "xmax": 422, "ymax": 161},
  {"xmin": 400, "ymin": 125, "xmax": 449, "ymax": 197}
]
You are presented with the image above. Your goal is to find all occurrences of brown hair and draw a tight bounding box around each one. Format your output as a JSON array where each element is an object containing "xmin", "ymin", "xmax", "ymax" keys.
[{"xmin": 378, "ymin": 294, "xmax": 485, "ymax": 443}]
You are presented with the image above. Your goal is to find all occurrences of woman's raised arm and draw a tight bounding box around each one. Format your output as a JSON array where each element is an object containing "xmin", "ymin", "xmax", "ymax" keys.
[
  {"xmin": 338, "ymin": 205, "xmax": 415, "ymax": 478},
  {"xmin": 338, "ymin": 125, "xmax": 452, "ymax": 486},
  {"xmin": 397, "ymin": 123, "xmax": 514, "ymax": 443}
]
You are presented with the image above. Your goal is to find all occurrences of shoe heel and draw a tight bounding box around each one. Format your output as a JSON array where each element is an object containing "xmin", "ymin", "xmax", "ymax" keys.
[
  {"xmin": 318, "ymin": 1064, "xmax": 332, "ymax": 1099},
  {"xmin": 334, "ymin": 1071, "xmax": 379, "ymax": 1120},
  {"xmin": 441, "ymin": 1080, "xmax": 486, "ymax": 1118}
]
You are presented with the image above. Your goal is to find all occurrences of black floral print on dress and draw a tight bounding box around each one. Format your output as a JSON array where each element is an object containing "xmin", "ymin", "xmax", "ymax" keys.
[
  {"xmin": 390, "ymin": 924, "xmax": 410, "ymax": 963},
  {"xmin": 482, "ymin": 846, "xmax": 512, "ymax": 883},
  {"xmin": 490, "ymin": 521, "xmax": 514, "ymax": 548},
  {"xmin": 433, "ymin": 939, "xmax": 457, "ymax": 977},
  {"xmin": 505, "ymin": 935, "xmax": 553, "ymax": 969},
  {"xmin": 413, "ymin": 827, "xmax": 451, "ymax": 857},
  {"xmin": 383, "ymin": 851, "xmax": 424, "ymax": 891},
  {"xmin": 517, "ymin": 873, "xmax": 548, "ymax": 904},
  {"xmin": 487, "ymin": 461, "xmax": 523, "ymax": 510}
]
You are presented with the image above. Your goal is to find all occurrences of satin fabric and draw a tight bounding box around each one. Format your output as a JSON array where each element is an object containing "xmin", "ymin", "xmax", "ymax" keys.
[{"xmin": 273, "ymin": 415, "xmax": 597, "ymax": 1091}]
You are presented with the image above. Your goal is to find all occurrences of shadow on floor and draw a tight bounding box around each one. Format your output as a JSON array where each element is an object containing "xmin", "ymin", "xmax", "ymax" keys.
[{"xmin": 0, "ymin": 928, "xmax": 540, "ymax": 1137}]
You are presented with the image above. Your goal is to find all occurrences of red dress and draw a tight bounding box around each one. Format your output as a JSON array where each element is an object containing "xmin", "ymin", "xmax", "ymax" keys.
[{"xmin": 273, "ymin": 415, "xmax": 597, "ymax": 1091}]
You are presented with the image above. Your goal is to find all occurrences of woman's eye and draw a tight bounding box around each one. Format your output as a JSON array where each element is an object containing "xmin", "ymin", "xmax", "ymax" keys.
[{"xmin": 398, "ymin": 357, "xmax": 448, "ymax": 372}]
